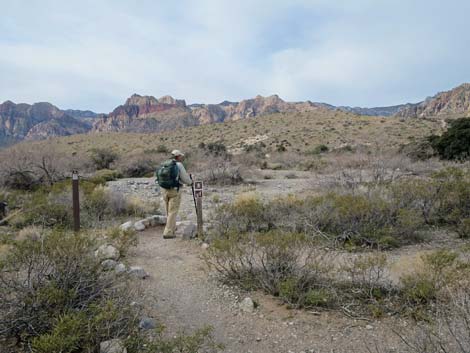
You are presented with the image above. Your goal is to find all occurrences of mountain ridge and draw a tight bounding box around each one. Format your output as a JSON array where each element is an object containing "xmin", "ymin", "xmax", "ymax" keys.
[{"xmin": 1, "ymin": 83, "xmax": 469, "ymax": 147}]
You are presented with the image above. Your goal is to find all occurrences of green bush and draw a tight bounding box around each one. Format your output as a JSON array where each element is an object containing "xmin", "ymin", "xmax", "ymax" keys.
[
  {"xmin": 90, "ymin": 148, "xmax": 119, "ymax": 170},
  {"xmin": 0, "ymin": 231, "xmax": 139, "ymax": 350},
  {"xmin": 429, "ymin": 117, "xmax": 470, "ymax": 160},
  {"xmin": 0, "ymin": 231, "xmax": 221, "ymax": 352}
]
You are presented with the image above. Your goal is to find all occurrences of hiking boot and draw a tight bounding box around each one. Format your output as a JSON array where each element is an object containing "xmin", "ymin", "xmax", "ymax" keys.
[{"xmin": 163, "ymin": 234, "xmax": 176, "ymax": 239}]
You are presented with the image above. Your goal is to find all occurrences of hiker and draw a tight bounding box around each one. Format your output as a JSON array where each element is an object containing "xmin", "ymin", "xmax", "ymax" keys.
[{"xmin": 156, "ymin": 150, "xmax": 193, "ymax": 239}]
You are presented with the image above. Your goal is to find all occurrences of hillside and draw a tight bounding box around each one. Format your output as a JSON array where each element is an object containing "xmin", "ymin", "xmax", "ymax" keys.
[
  {"xmin": 12, "ymin": 109, "xmax": 442, "ymax": 158},
  {"xmin": 396, "ymin": 83, "xmax": 470, "ymax": 118}
]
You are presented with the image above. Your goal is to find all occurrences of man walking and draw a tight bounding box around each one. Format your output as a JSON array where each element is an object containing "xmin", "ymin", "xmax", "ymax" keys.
[{"xmin": 156, "ymin": 150, "xmax": 193, "ymax": 239}]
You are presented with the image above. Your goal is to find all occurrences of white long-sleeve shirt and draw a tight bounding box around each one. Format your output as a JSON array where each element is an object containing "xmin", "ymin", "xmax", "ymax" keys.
[{"xmin": 176, "ymin": 162, "xmax": 192, "ymax": 186}]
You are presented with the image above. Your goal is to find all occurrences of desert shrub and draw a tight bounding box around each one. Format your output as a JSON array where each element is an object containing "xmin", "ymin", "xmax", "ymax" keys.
[
  {"xmin": 212, "ymin": 193, "xmax": 268, "ymax": 235},
  {"xmin": 206, "ymin": 230, "xmax": 334, "ymax": 307},
  {"xmin": 117, "ymin": 156, "xmax": 156, "ymax": 178},
  {"xmin": 429, "ymin": 117, "xmax": 470, "ymax": 160},
  {"xmin": 0, "ymin": 231, "xmax": 140, "ymax": 350},
  {"xmin": 202, "ymin": 160, "xmax": 243, "ymax": 186},
  {"xmin": 213, "ymin": 192, "xmax": 423, "ymax": 248},
  {"xmin": 400, "ymin": 250, "xmax": 460, "ymax": 307},
  {"xmin": 0, "ymin": 231, "xmax": 220, "ymax": 353},
  {"xmin": 456, "ymin": 218, "xmax": 470, "ymax": 239},
  {"xmin": 14, "ymin": 183, "xmax": 158, "ymax": 230},
  {"xmin": 90, "ymin": 148, "xmax": 119, "ymax": 170},
  {"xmin": 89, "ymin": 169, "xmax": 122, "ymax": 184},
  {"xmin": 0, "ymin": 146, "xmax": 89, "ymax": 190},
  {"xmin": 107, "ymin": 227, "xmax": 138, "ymax": 257}
]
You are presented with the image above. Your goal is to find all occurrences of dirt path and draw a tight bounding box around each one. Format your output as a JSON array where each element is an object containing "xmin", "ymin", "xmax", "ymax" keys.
[{"xmin": 129, "ymin": 227, "xmax": 406, "ymax": 353}]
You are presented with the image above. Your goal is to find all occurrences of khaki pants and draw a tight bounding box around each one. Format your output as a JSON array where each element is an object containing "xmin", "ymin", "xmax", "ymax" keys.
[{"xmin": 162, "ymin": 188, "xmax": 182, "ymax": 236}]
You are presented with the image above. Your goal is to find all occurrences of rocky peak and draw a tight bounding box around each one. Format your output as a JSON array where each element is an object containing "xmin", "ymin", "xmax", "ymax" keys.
[
  {"xmin": 158, "ymin": 95, "xmax": 186, "ymax": 107},
  {"xmin": 125, "ymin": 94, "xmax": 159, "ymax": 107}
]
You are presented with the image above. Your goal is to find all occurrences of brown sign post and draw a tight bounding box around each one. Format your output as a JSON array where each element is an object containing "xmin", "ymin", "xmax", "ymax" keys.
[
  {"xmin": 72, "ymin": 171, "xmax": 80, "ymax": 232},
  {"xmin": 194, "ymin": 181, "xmax": 203, "ymax": 237}
]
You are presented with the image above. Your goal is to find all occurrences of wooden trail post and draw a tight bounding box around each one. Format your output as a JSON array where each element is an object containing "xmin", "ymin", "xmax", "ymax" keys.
[
  {"xmin": 72, "ymin": 170, "xmax": 80, "ymax": 232},
  {"xmin": 194, "ymin": 181, "xmax": 203, "ymax": 238}
]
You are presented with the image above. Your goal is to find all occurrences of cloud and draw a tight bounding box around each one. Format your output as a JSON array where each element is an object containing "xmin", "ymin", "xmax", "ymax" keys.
[{"xmin": 0, "ymin": 0, "xmax": 469, "ymax": 111}]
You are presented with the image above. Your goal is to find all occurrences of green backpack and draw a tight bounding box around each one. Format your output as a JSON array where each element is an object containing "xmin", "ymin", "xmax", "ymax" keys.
[{"xmin": 156, "ymin": 159, "xmax": 180, "ymax": 189}]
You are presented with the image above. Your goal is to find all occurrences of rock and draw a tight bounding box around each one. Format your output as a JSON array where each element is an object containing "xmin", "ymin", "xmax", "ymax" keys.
[
  {"xmin": 115, "ymin": 263, "xmax": 127, "ymax": 274},
  {"xmin": 133, "ymin": 221, "xmax": 146, "ymax": 231},
  {"xmin": 141, "ymin": 218, "xmax": 151, "ymax": 227},
  {"xmin": 177, "ymin": 222, "xmax": 197, "ymax": 240},
  {"xmin": 366, "ymin": 324, "xmax": 374, "ymax": 330},
  {"xmin": 101, "ymin": 259, "xmax": 118, "ymax": 271},
  {"xmin": 119, "ymin": 221, "xmax": 134, "ymax": 231},
  {"xmin": 128, "ymin": 266, "xmax": 149, "ymax": 279},
  {"xmin": 201, "ymin": 242, "xmax": 210, "ymax": 250},
  {"xmin": 95, "ymin": 245, "xmax": 120, "ymax": 261},
  {"xmin": 239, "ymin": 297, "xmax": 255, "ymax": 313},
  {"xmin": 100, "ymin": 338, "xmax": 127, "ymax": 353},
  {"xmin": 139, "ymin": 317, "xmax": 156, "ymax": 330},
  {"xmin": 147, "ymin": 215, "xmax": 167, "ymax": 226}
]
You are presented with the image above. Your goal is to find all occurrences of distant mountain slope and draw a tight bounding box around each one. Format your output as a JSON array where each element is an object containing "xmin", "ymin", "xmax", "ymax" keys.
[
  {"xmin": 0, "ymin": 101, "xmax": 91, "ymax": 146},
  {"xmin": 2, "ymin": 82, "xmax": 469, "ymax": 147},
  {"xmin": 64, "ymin": 109, "xmax": 98, "ymax": 119},
  {"xmin": 395, "ymin": 83, "xmax": 470, "ymax": 118},
  {"xmin": 91, "ymin": 93, "xmax": 326, "ymax": 132},
  {"xmin": 335, "ymin": 104, "xmax": 418, "ymax": 117}
]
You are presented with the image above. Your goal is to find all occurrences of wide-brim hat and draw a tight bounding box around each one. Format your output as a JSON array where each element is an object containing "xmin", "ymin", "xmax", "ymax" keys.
[{"xmin": 171, "ymin": 149, "xmax": 185, "ymax": 157}]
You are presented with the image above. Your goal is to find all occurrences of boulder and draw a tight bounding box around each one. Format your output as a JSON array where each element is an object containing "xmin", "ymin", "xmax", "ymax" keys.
[
  {"xmin": 95, "ymin": 245, "xmax": 120, "ymax": 261},
  {"xmin": 128, "ymin": 266, "xmax": 149, "ymax": 279},
  {"xmin": 119, "ymin": 221, "xmax": 134, "ymax": 231},
  {"xmin": 101, "ymin": 259, "xmax": 118, "ymax": 271},
  {"xmin": 201, "ymin": 242, "xmax": 210, "ymax": 250},
  {"xmin": 100, "ymin": 339, "xmax": 127, "ymax": 353},
  {"xmin": 240, "ymin": 297, "xmax": 255, "ymax": 313},
  {"xmin": 133, "ymin": 221, "xmax": 146, "ymax": 231}
]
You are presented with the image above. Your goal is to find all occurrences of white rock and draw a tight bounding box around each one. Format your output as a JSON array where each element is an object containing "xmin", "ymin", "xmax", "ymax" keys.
[
  {"xmin": 177, "ymin": 222, "xmax": 197, "ymax": 240},
  {"xmin": 100, "ymin": 339, "xmax": 127, "ymax": 353},
  {"xmin": 115, "ymin": 263, "xmax": 127, "ymax": 274},
  {"xmin": 147, "ymin": 215, "xmax": 167, "ymax": 226},
  {"xmin": 101, "ymin": 259, "xmax": 118, "ymax": 271},
  {"xmin": 95, "ymin": 245, "xmax": 120, "ymax": 261},
  {"xmin": 128, "ymin": 266, "xmax": 149, "ymax": 279},
  {"xmin": 133, "ymin": 221, "xmax": 146, "ymax": 231},
  {"xmin": 201, "ymin": 242, "xmax": 210, "ymax": 250},
  {"xmin": 141, "ymin": 218, "xmax": 151, "ymax": 227},
  {"xmin": 366, "ymin": 324, "xmax": 374, "ymax": 330},
  {"xmin": 240, "ymin": 297, "xmax": 255, "ymax": 313},
  {"xmin": 119, "ymin": 221, "xmax": 134, "ymax": 232}
]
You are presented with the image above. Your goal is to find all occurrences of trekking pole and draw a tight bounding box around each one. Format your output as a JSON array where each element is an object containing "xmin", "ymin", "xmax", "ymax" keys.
[{"xmin": 190, "ymin": 174, "xmax": 198, "ymax": 214}]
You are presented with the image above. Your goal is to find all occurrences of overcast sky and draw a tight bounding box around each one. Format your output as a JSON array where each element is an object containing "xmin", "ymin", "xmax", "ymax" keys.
[{"xmin": 1, "ymin": 0, "xmax": 469, "ymax": 112}]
